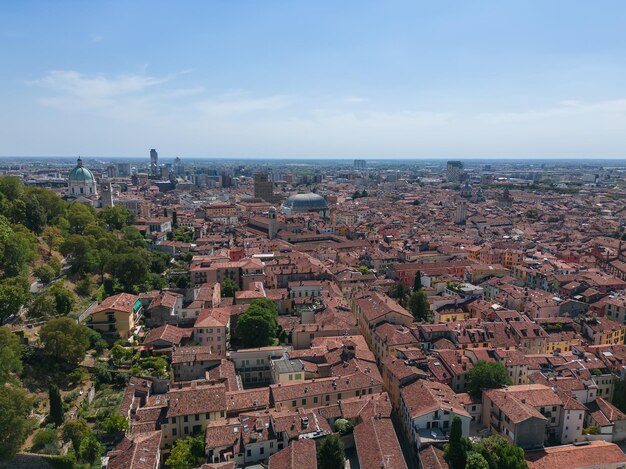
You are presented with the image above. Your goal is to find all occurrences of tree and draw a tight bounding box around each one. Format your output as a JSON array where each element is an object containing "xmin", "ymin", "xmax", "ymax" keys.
[
  {"xmin": 31, "ymin": 428, "xmax": 58, "ymax": 454},
  {"xmin": 236, "ymin": 299, "xmax": 278, "ymax": 348},
  {"xmin": 62, "ymin": 419, "xmax": 91, "ymax": 454},
  {"xmin": 413, "ymin": 271, "xmax": 422, "ymax": 291},
  {"xmin": 388, "ymin": 282, "xmax": 409, "ymax": 303},
  {"xmin": 221, "ymin": 278, "xmax": 239, "ymax": 297},
  {"xmin": 317, "ymin": 434, "xmax": 345, "ymax": 469},
  {"xmin": 49, "ymin": 383, "xmax": 64, "ymax": 426},
  {"xmin": 106, "ymin": 252, "xmax": 149, "ymax": 292},
  {"xmin": 334, "ymin": 418, "xmax": 353, "ymax": 435},
  {"xmin": 34, "ymin": 264, "xmax": 56, "ymax": 284},
  {"xmin": 67, "ymin": 202, "xmax": 96, "ymax": 234},
  {"xmin": 23, "ymin": 195, "xmax": 47, "ymax": 234},
  {"xmin": 0, "ymin": 385, "xmax": 32, "ymax": 461},
  {"xmin": 31, "ymin": 292, "xmax": 58, "ymax": 317},
  {"xmin": 0, "ymin": 176, "xmax": 24, "ymax": 202},
  {"xmin": 466, "ymin": 360, "xmax": 511, "ymax": 398},
  {"xmin": 0, "ymin": 229, "xmax": 36, "ymax": 278},
  {"xmin": 48, "ymin": 281, "xmax": 76, "ymax": 315},
  {"xmin": 75, "ymin": 276, "xmax": 93, "ymax": 297},
  {"xmin": 165, "ymin": 435, "xmax": 206, "ymax": 469},
  {"xmin": 100, "ymin": 414, "xmax": 128, "ymax": 434},
  {"xmin": 39, "ymin": 317, "xmax": 90, "ymax": 367},
  {"xmin": 612, "ymin": 379, "xmax": 626, "ymax": 414},
  {"xmin": 408, "ymin": 290, "xmax": 431, "ymax": 322},
  {"xmin": 78, "ymin": 434, "xmax": 103, "ymax": 464},
  {"xmin": 444, "ymin": 416, "xmax": 466, "ymax": 469},
  {"xmin": 98, "ymin": 205, "xmax": 133, "ymax": 230},
  {"xmin": 470, "ymin": 435, "xmax": 526, "ymax": 469},
  {"xmin": 0, "ymin": 276, "xmax": 30, "ymax": 321},
  {"xmin": 466, "ymin": 452, "xmax": 490, "ymax": 469},
  {"xmin": 0, "ymin": 327, "xmax": 22, "ymax": 384},
  {"xmin": 42, "ymin": 226, "xmax": 64, "ymax": 255}
]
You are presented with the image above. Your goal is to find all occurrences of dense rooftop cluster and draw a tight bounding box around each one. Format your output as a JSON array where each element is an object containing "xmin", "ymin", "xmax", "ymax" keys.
[{"xmin": 3, "ymin": 157, "xmax": 626, "ymax": 468}]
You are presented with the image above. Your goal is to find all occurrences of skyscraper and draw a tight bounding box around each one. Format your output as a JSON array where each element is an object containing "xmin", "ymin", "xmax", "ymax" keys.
[
  {"xmin": 254, "ymin": 172, "xmax": 275, "ymax": 202},
  {"xmin": 354, "ymin": 159, "xmax": 367, "ymax": 170},
  {"xmin": 447, "ymin": 161, "xmax": 464, "ymax": 182},
  {"xmin": 150, "ymin": 149, "xmax": 159, "ymax": 176}
]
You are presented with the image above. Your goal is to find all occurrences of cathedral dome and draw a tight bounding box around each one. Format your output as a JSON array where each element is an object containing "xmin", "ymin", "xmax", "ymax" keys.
[
  {"xmin": 68, "ymin": 158, "xmax": 95, "ymax": 182},
  {"xmin": 284, "ymin": 192, "xmax": 329, "ymax": 211}
]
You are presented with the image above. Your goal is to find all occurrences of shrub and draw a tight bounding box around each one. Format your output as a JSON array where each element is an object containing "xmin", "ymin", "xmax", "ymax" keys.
[{"xmin": 31, "ymin": 428, "xmax": 58, "ymax": 454}]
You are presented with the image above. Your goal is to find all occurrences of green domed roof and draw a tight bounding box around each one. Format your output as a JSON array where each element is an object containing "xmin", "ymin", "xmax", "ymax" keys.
[{"xmin": 69, "ymin": 158, "xmax": 95, "ymax": 182}]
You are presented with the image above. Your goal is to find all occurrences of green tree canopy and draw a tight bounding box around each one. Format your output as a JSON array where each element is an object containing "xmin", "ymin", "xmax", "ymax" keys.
[
  {"xmin": 467, "ymin": 360, "xmax": 511, "ymax": 398},
  {"xmin": 221, "ymin": 278, "xmax": 239, "ymax": 297},
  {"xmin": 469, "ymin": 435, "xmax": 527, "ymax": 469},
  {"xmin": 78, "ymin": 434, "xmax": 103, "ymax": 464},
  {"xmin": 62, "ymin": 419, "xmax": 91, "ymax": 454},
  {"xmin": 413, "ymin": 271, "xmax": 423, "ymax": 291},
  {"xmin": 100, "ymin": 414, "xmax": 128, "ymax": 434},
  {"xmin": 317, "ymin": 434, "xmax": 345, "ymax": 469},
  {"xmin": 0, "ymin": 327, "xmax": 22, "ymax": 384},
  {"xmin": 0, "ymin": 385, "xmax": 32, "ymax": 461},
  {"xmin": 106, "ymin": 252, "xmax": 149, "ymax": 292},
  {"xmin": 66, "ymin": 202, "xmax": 96, "ymax": 234},
  {"xmin": 236, "ymin": 299, "xmax": 279, "ymax": 348},
  {"xmin": 408, "ymin": 289, "xmax": 431, "ymax": 322},
  {"xmin": 466, "ymin": 452, "xmax": 490, "ymax": 469},
  {"xmin": 34, "ymin": 264, "xmax": 56, "ymax": 284},
  {"xmin": 98, "ymin": 205, "xmax": 134, "ymax": 230},
  {"xmin": 334, "ymin": 418, "xmax": 353, "ymax": 435},
  {"xmin": 165, "ymin": 435, "xmax": 206, "ymax": 469},
  {"xmin": 39, "ymin": 317, "xmax": 90, "ymax": 367},
  {"xmin": 444, "ymin": 416, "xmax": 466, "ymax": 469},
  {"xmin": 388, "ymin": 282, "xmax": 409, "ymax": 303},
  {"xmin": 49, "ymin": 383, "xmax": 64, "ymax": 426},
  {"xmin": 0, "ymin": 276, "xmax": 30, "ymax": 322}
]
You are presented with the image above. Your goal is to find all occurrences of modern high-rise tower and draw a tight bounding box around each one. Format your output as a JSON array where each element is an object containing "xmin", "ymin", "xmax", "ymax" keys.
[
  {"xmin": 254, "ymin": 172, "xmax": 275, "ymax": 202},
  {"xmin": 447, "ymin": 161, "xmax": 464, "ymax": 182},
  {"xmin": 150, "ymin": 149, "xmax": 159, "ymax": 176}
]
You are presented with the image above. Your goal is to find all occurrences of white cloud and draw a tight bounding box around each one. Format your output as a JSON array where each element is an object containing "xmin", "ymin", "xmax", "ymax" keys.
[
  {"xmin": 20, "ymin": 69, "xmax": 626, "ymax": 157},
  {"xmin": 342, "ymin": 96, "xmax": 368, "ymax": 104}
]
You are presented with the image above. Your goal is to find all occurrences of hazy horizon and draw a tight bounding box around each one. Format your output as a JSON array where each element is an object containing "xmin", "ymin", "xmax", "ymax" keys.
[{"xmin": 2, "ymin": 1, "xmax": 626, "ymax": 158}]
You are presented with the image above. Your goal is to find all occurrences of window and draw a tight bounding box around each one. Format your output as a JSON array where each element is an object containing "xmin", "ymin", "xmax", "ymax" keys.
[
  {"xmin": 184, "ymin": 416, "xmax": 188, "ymax": 423},
  {"xmin": 173, "ymin": 428, "xmax": 177, "ymax": 436},
  {"xmin": 247, "ymin": 450, "xmax": 251, "ymax": 457},
  {"xmin": 270, "ymin": 442, "xmax": 274, "ymax": 448},
  {"xmin": 325, "ymin": 395, "xmax": 330, "ymax": 402},
  {"xmin": 206, "ymin": 413, "xmax": 210, "ymax": 419},
  {"xmin": 172, "ymin": 417, "xmax": 177, "ymax": 424},
  {"xmin": 292, "ymin": 400, "xmax": 296, "ymax": 407},
  {"xmin": 313, "ymin": 397, "xmax": 318, "ymax": 404},
  {"xmin": 302, "ymin": 399, "xmax": 307, "ymax": 405},
  {"xmin": 195, "ymin": 415, "xmax": 200, "ymax": 421},
  {"xmin": 338, "ymin": 393, "xmax": 342, "ymax": 399},
  {"xmin": 260, "ymin": 447, "xmax": 265, "ymax": 455}
]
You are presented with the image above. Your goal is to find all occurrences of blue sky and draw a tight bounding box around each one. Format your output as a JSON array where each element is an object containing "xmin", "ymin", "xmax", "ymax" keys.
[{"xmin": 1, "ymin": 1, "xmax": 626, "ymax": 158}]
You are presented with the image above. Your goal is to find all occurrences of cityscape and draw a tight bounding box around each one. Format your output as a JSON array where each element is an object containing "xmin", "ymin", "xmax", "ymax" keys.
[
  {"xmin": 0, "ymin": 153, "xmax": 625, "ymax": 469},
  {"xmin": 2, "ymin": 2, "xmax": 626, "ymax": 469}
]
